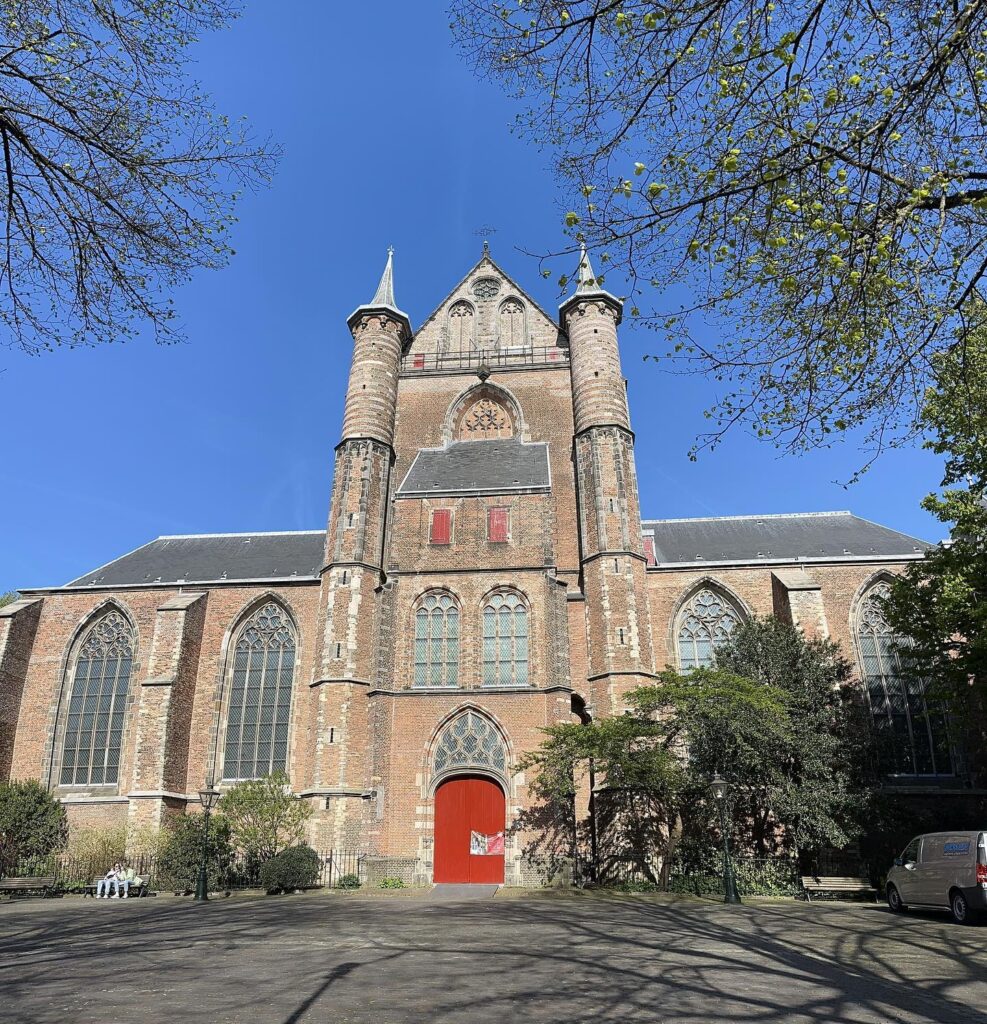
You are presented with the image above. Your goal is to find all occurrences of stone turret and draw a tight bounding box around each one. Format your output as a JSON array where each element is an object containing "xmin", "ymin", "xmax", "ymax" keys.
[
  {"xmin": 311, "ymin": 250, "xmax": 412, "ymax": 847},
  {"xmin": 560, "ymin": 245, "xmax": 656, "ymax": 713}
]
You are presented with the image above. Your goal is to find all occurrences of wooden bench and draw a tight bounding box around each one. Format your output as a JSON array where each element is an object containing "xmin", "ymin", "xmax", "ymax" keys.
[
  {"xmin": 0, "ymin": 876, "xmax": 57, "ymax": 898},
  {"xmin": 83, "ymin": 880, "xmax": 150, "ymax": 898},
  {"xmin": 801, "ymin": 875, "xmax": 877, "ymax": 901}
]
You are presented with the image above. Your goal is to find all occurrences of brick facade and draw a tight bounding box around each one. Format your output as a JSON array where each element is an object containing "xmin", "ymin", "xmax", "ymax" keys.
[{"xmin": 0, "ymin": 249, "xmax": 931, "ymax": 882}]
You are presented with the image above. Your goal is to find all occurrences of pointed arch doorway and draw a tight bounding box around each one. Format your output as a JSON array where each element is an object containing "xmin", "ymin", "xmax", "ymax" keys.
[{"xmin": 433, "ymin": 775, "xmax": 505, "ymax": 884}]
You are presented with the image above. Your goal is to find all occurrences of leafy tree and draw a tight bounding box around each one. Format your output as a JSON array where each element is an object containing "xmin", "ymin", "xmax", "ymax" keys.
[
  {"xmin": 0, "ymin": 779, "xmax": 68, "ymax": 875},
  {"xmin": 521, "ymin": 667, "xmax": 793, "ymax": 883},
  {"xmin": 156, "ymin": 812, "xmax": 233, "ymax": 891},
  {"xmin": 218, "ymin": 772, "xmax": 312, "ymax": 863},
  {"xmin": 453, "ymin": 1, "xmax": 987, "ymax": 467},
  {"xmin": 882, "ymin": 322, "xmax": 987, "ymax": 773},
  {"xmin": 713, "ymin": 616, "xmax": 870, "ymax": 852},
  {"xmin": 0, "ymin": 592, "xmax": 17, "ymax": 608},
  {"xmin": 0, "ymin": 1, "xmax": 278, "ymax": 357}
]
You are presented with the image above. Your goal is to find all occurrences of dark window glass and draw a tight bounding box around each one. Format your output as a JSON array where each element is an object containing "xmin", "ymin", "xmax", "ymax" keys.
[
  {"xmin": 60, "ymin": 611, "xmax": 134, "ymax": 786},
  {"xmin": 223, "ymin": 603, "xmax": 296, "ymax": 781}
]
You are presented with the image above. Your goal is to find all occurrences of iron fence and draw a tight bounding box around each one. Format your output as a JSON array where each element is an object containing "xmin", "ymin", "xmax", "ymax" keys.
[
  {"xmin": 5, "ymin": 849, "xmax": 369, "ymax": 893},
  {"xmin": 595, "ymin": 854, "xmax": 801, "ymax": 897}
]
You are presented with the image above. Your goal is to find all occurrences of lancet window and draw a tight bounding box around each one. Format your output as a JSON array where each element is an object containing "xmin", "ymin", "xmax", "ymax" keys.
[
  {"xmin": 414, "ymin": 592, "xmax": 460, "ymax": 688},
  {"xmin": 60, "ymin": 610, "xmax": 135, "ymax": 787},
  {"xmin": 857, "ymin": 582, "xmax": 953, "ymax": 776},
  {"xmin": 482, "ymin": 591, "xmax": 529, "ymax": 687},
  {"xmin": 676, "ymin": 587, "xmax": 743, "ymax": 671},
  {"xmin": 222, "ymin": 602, "xmax": 296, "ymax": 781}
]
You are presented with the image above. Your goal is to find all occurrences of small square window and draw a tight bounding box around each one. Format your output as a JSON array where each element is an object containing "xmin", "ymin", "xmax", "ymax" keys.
[
  {"xmin": 488, "ymin": 507, "xmax": 509, "ymax": 543},
  {"xmin": 430, "ymin": 509, "xmax": 452, "ymax": 545}
]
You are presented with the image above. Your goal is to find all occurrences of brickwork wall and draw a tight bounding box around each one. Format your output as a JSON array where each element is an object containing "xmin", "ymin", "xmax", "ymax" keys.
[
  {"xmin": 0, "ymin": 598, "xmax": 43, "ymax": 781},
  {"xmin": 645, "ymin": 561, "xmax": 910, "ymax": 678}
]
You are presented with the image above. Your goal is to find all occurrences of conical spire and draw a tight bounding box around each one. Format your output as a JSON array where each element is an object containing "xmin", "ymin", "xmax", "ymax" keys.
[
  {"xmin": 348, "ymin": 246, "xmax": 410, "ymax": 329},
  {"xmin": 371, "ymin": 246, "xmax": 396, "ymax": 307},
  {"xmin": 559, "ymin": 241, "xmax": 623, "ymax": 319},
  {"xmin": 576, "ymin": 241, "xmax": 598, "ymax": 292}
]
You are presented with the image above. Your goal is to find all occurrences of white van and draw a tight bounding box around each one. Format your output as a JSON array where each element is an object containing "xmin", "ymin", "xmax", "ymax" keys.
[{"xmin": 886, "ymin": 831, "xmax": 987, "ymax": 924}]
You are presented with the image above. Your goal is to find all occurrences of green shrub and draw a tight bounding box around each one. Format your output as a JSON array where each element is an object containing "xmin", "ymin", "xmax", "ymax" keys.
[
  {"xmin": 378, "ymin": 877, "xmax": 405, "ymax": 889},
  {"xmin": 336, "ymin": 873, "xmax": 361, "ymax": 889},
  {"xmin": 157, "ymin": 814, "xmax": 234, "ymax": 892},
  {"xmin": 0, "ymin": 780, "xmax": 68, "ymax": 876},
  {"xmin": 259, "ymin": 845, "xmax": 320, "ymax": 894}
]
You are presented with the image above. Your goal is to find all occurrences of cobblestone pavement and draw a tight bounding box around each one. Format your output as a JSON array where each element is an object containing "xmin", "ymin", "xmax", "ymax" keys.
[{"xmin": 0, "ymin": 890, "xmax": 984, "ymax": 1024}]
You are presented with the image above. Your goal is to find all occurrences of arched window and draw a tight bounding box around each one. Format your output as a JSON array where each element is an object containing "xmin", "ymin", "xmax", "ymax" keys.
[
  {"xmin": 448, "ymin": 301, "xmax": 475, "ymax": 352},
  {"xmin": 223, "ymin": 602, "xmax": 296, "ymax": 782},
  {"xmin": 60, "ymin": 609, "xmax": 135, "ymax": 787},
  {"xmin": 483, "ymin": 591, "xmax": 529, "ymax": 686},
  {"xmin": 498, "ymin": 298, "xmax": 526, "ymax": 348},
  {"xmin": 434, "ymin": 711, "xmax": 507, "ymax": 777},
  {"xmin": 414, "ymin": 592, "xmax": 459, "ymax": 688},
  {"xmin": 857, "ymin": 581, "xmax": 953, "ymax": 776},
  {"xmin": 676, "ymin": 587, "xmax": 743, "ymax": 671}
]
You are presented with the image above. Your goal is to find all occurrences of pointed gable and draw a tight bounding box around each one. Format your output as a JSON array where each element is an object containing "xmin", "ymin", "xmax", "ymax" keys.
[{"xmin": 407, "ymin": 251, "xmax": 566, "ymax": 360}]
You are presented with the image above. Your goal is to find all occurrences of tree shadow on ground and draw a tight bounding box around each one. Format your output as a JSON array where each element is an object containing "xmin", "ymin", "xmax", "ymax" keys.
[{"xmin": 0, "ymin": 891, "xmax": 984, "ymax": 1023}]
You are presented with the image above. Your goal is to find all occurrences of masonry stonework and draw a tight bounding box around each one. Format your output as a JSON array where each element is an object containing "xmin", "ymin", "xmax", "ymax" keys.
[{"xmin": 0, "ymin": 246, "xmax": 937, "ymax": 880}]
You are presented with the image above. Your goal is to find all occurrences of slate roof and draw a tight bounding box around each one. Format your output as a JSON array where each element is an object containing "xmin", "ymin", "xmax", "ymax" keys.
[
  {"xmin": 63, "ymin": 532, "xmax": 326, "ymax": 588},
  {"xmin": 397, "ymin": 439, "xmax": 551, "ymax": 497},
  {"xmin": 37, "ymin": 511, "xmax": 930, "ymax": 592},
  {"xmin": 641, "ymin": 511, "xmax": 930, "ymax": 566}
]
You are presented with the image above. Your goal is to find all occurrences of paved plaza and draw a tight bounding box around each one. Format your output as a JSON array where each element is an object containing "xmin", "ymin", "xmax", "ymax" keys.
[{"xmin": 0, "ymin": 889, "xmax": 984, "ymax": 1024}]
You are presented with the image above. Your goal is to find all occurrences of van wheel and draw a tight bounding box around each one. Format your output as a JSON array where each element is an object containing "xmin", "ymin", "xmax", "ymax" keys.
[
  {"xmin": 887, "ymin": 884, "xmax": 906, "ymax": 913},
  {"xmin": 950, "ymin": 889, "xmax": 975, "ymax": 925}
]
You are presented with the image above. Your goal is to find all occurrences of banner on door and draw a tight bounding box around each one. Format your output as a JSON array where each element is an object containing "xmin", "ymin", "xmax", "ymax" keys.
[{"xmin": 470, "ymin": 831, "xmax": 505, "ymax": 856}]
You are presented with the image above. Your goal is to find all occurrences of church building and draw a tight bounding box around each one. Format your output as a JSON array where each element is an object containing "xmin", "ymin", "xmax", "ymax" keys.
[{"xmin": 0, "ymin": 246, "xmax": 941, "ymax": 884}]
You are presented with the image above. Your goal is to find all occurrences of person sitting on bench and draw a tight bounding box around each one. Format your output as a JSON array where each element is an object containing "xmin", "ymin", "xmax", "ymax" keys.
[
  {"xmin": 96, "ymin": 863, "xmax": 122, "ymax": 898},
  {"xmin": 117, "ymin": 864, "xmax": 143, "ymax": 898}
]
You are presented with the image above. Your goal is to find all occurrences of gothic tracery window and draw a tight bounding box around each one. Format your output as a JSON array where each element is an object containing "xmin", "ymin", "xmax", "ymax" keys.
[
  {"xmin": 222, "ymin": 602, "xmax": 296, "ymax": 781},
  {"xmin": 433, "ymin": 711, "xmax": 507, "ymax": 776},
  {"xmin": 676, "ymin": 587, "xmax": 743, "ymax": 671},
  {"xmin": 60, "ymin": 609, "xmax": 135, "ymax": 787},
  {"xmin": 448, "ymin": 301, "xmax": 475, "ymax": 352},
  {"xmin": 483, "ymin": 591, "xmax": 529, "ymax": 686},
  {"xmin": 498, "ymin": 298, "xmax": 526, "ymax": 349},
  {"xmin": 414, "ymin": 592, "xmax": 460, "ymax": 688},
  {"xmin": 857, "ymin": 581, "xmax": 953, "ymax": 776}
]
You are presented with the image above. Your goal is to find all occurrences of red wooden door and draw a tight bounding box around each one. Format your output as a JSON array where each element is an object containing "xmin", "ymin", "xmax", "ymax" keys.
[{"xmin": 433, "ymin": 776, "xmax": 505, "ymax": 883}]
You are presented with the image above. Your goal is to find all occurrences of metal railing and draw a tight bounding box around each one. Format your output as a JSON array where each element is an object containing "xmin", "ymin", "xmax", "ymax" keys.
[
  {"xmin": 5, "ymin": 849, "xmax": 369, "ymax": 892},
  {"xmin": 401, "ymin": 345, "xmax": 569, "ymax": 374}
]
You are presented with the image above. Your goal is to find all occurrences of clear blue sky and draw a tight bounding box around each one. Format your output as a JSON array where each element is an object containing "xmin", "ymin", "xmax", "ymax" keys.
[{"xmin": 0, "ymin": 4, "xmax": 945, "ymax": 593}]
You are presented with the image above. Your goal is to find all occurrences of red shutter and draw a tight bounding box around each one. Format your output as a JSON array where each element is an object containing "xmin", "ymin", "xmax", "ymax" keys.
[
  {"xmin": 488, "ymin": 507, "xmax": 509, "ymax": 543},
  {"xmin": 413, "ymin": 353, "xmax": 425, "ymax": 369},
  {"xmin": 430, "ymin": 509, "xmax": 451, "ymax": 545},
  {"xmin": 643, "ymin": 536, "xmax": 657, "ymax": 566}
]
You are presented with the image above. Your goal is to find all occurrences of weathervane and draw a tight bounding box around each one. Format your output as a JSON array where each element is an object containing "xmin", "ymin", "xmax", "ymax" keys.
[{"xmin": 474, "ymin": 225, "xmax": 497, "ymax": 255}]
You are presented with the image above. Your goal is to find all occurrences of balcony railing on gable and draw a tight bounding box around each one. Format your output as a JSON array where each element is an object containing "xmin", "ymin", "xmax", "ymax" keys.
[{"xmin": 401, "ymin": 345, "xmax": 569, "ymax": 374}]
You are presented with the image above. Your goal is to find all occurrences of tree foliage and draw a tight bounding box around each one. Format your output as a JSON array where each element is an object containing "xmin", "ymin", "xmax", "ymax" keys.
[
  {"xmin": 218, "ymin": 772, "xmax": 312, "ymax": 863},
  {"xmin": 882, "ymin": 321, "xmax": 987, "ymax": 769},
  {"xmin": 521, "ymin": 618, "xmax": 868, "ymax": 883},
  {"xmin": 0, "ymin": 592, "xmax": 17, "ymax": 608},
  {"xmin": 452, "ymin": 0, "xmax": 987, "ymax": 467},
  {"xmin": 156, "ymin": 811, "xmax": 233, "ymax": 891},
  {"xmin": 258, "ymin": 844, "xmax": 320, "ymax": 894},
  {"xmin": 0, "ymin": 1, "xmax": 277, "ymax": 356},
  {"xmin": 0, "ymin": 778, "xmax": 68, "ymax": 874}
]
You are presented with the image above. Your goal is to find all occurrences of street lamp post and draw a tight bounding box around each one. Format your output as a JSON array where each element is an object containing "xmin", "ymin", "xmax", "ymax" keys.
[
  {"xmin": 194, "ymin": 781, "xmax": 221, "ymax": 903},
  {"xmin": 710, "ymin": 773, "xmax": 741, "ymax": 905}
]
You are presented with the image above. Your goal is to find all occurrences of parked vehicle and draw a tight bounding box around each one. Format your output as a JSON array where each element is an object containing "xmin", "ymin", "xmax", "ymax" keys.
[{"xmin": 886, "ymin": 831, "xmax": 987, "ymax": 924}]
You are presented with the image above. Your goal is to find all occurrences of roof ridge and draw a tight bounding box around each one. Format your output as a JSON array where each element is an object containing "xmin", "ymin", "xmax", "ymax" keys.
[
  {"xmin": 642, "ymin": 511, "xmax": 852, "ymax": 525},
  {"xmin": 155, "ymin": 530, "xmax": 326, "ymax": 540}
]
